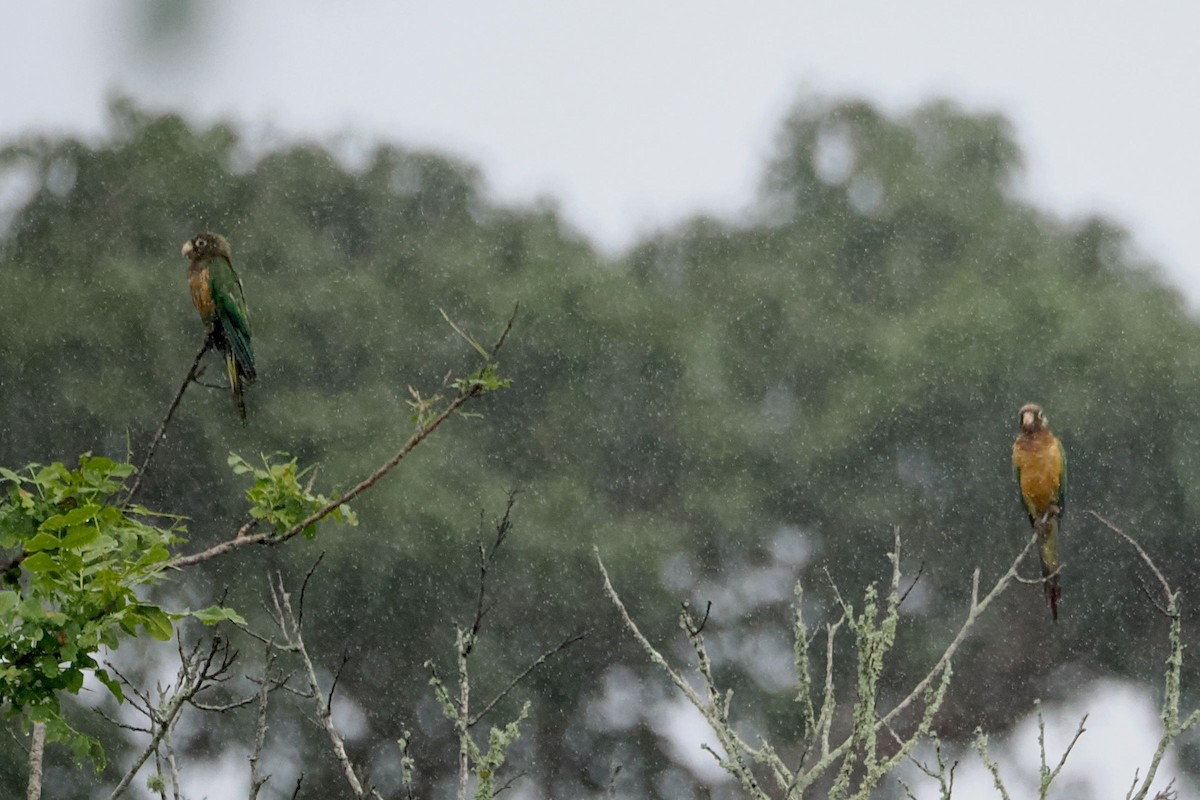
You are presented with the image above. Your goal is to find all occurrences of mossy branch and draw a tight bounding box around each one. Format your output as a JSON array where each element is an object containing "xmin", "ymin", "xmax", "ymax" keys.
[{"xmin": 598, "ymin": 529, "xmax": 1040, "ymax": 799}]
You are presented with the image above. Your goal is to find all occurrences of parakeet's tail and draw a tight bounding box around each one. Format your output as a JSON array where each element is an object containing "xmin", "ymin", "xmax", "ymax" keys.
[
  {"xmin": 1037, "ymin": 513, "xmax": 1061, "ymax": 622},
  {"xmin": 1042, "ymin": 563, "xmax": 1061, "ymax": 622},
  {"xmin": 228, "ymin": 323, "xmax": 256, "ymax": 385},
  {"xmin": 225, "ymin": 350, "xmax": 248, "ymax": 422}
]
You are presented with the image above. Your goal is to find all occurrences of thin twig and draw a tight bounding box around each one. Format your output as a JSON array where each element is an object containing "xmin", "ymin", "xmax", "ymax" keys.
[
  {"xmin": 1086, "ymin": 511, "xmax": 1174, "ymax": 612},
  {"xmin": 123, "ymin": 338, "xmax": 211, "ymax": 506},
  {"xmin": 490, "ymin": 303, "xmax": 519, "ymax": 358},
  {"xmin": 327, "ymin": 649, "xmax": 351, "ymax": 711},
  {"xmin": 1045, "ymin": 713, "xmax": 1088, "ymax": 789},
  {"xmin": 898, "ymin": 561, "xmax": 926, "ymax": 607},
  {"xmin": 682, "ymin": 601, "xmax": 713, "ymax": 636},
  {"xmin": 595, "ymin": 548, "xmax": 775, "ymax": 799},
  {"xmin": 878, "ymin": 535, "xmax": 1036, "ymax": 729},
  {"xmin": 468, "ymin": 631, "xmax": 588, "ymax": 728},
  {"xmin": 108, "ymin": 637, "xmax": 233, "ymax": 800},
  {"xmin": 465, "ymin": 491, "xmax": 517, "ymax": 651},
  {"xmin": 271, "ymin": 573, "xmax": 374, "ymax": 798},
  {"xmin": 298, "ymin": 552, "xmax": 326, "ymax": 630}
]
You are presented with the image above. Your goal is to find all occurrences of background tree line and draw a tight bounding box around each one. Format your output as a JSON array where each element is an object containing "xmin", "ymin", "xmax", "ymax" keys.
[{"xmin": 1, "ymin": 96, "xmax": 1198, "ymax": 797}]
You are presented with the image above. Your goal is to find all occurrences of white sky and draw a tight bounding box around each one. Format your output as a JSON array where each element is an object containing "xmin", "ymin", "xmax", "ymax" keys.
[{"xmin": 5, "ymin": 2, "xmax": 1200, "ymax": 300}]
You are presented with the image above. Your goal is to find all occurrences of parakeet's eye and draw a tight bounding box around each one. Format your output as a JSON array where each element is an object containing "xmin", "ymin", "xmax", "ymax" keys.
[{"xmin": 195, "ymin": 237, "xmax": 207, "ymax": 249}]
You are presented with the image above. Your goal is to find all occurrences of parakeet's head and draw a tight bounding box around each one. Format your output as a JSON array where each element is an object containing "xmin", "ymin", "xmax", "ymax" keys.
[
  {"xmin": 1018, "ymin": 403, "xmax": 1046, "ymax": 433},
  {"xmin": 181, "ymin": 232, "xmax": 231, "ymax": 262}
]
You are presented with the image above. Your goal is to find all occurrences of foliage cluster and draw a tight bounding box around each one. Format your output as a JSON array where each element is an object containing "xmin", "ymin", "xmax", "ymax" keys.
[
  {"xmin": 0, "ymin": 456, "xmax": 236, "ymax": 764},
  {"xmin": 3, "ymin": 95, "xmax": 1200, "ymax": 796}
]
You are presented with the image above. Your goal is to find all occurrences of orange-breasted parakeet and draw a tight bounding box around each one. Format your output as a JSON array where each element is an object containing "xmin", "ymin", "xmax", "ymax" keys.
[
  {"xmin": 181, "ymin": 233, "xmax": 256, "ymax": 420},
  {"xmin": 1012, "ymin": 403, "xmax": 1066, "ymax": 621}
]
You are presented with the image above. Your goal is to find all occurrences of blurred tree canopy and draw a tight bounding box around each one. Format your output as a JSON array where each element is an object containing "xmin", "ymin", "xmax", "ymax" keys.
[{"xmin": 2, "ymin": 96, "xmax": 1200, "ymax": 797}]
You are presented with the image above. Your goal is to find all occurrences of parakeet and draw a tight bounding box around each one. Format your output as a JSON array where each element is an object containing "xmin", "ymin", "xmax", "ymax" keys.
[
  {"xmin": 181, "ymin": 233, "xmax": 256, "ymax": 420},
  {"xmin": 1012, "ymin": 403, "xmax": 1066, "ymax": 621}
]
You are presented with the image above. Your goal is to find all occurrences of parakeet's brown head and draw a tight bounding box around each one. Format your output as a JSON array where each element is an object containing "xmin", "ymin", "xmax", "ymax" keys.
[
  {"xmin": 1018, "ymin": 403, "xmax": 1047, "ymax": 434},
  {"xmin": 181, "ymin": 232, "xmax": 231, "ymax": 262}
]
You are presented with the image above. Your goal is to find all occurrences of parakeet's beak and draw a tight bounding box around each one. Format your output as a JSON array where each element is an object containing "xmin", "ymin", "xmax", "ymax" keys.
[{"xmin": 181, "ymin": 240, "xmax": 194, "ymax": 259}]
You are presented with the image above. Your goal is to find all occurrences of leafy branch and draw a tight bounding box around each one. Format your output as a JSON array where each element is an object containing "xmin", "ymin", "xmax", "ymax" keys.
[
  {"xmin": 172, "ymin": 307, "xmax": 516, "ymax": 567},
  {"xmin": 3, "ymin": 307, "xmax": 516, "ymax": 779}
]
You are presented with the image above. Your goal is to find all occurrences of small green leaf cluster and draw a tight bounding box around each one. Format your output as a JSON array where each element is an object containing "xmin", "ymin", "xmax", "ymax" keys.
[
  {"xmin": 453, "ymin": 363, "xmax": 512, "ymax": 397},
  {"xmin": 228, "ymin": 452, "xmax": 357, "ymax": 539},
  {"xmin": 0, "ymin": 456, "xmax": 185, "ymax": 763}
]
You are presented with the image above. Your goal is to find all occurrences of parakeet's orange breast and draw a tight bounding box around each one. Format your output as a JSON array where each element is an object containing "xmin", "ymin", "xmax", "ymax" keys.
[
  {"xmin": 189, "ymin": 264, "xmax": 216, "ymax": 328},
  {"xmin": 1013, "ymin": 431, "xmax": 1063, "ymax": 514}
]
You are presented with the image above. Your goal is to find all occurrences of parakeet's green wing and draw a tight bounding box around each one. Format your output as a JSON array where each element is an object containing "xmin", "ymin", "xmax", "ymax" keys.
[{"xmin": 208, "ymin": 255, "xmax": 256, "ymax": 381}]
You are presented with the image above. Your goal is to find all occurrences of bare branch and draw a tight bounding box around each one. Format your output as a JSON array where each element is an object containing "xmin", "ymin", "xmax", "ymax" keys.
[
  {"xmin": 464, "ymin": 490, "xmax": 518, "ymax": 651},
  {"xmin": 595, "ymin": 547, "xmax": 775, "ymax": 799},
  {"xmin": 271, "ymin": 573, "xmax": 373, "ymax": 798},
  {"xmin": 123, "ymin": 338, "xmax": 211, "ymax": 506},
  {"xmin": 898, "ymin": 561, "xmax": 926, "ymax": 607},
  {"xmin": 469, "ymin": 631, "xmax": 588, "ymax": 728},
  {"xmin": 681, "ymin": 601, "xmax": 712, "ymax": 636},
  {"xmin": 877, "ymin": 535, "xmax": 1036, "ymax": 730},
  {"xmin": 490, "ymin": 303, "xmax": 519, "ymax": 358},
  {"xmin": 191, "ymin": 695, "xmax": 258, "ymax": 713},
  {"xmin": 1014, "ymin": 563, "xmax": 1065, "ymax": 586},
  {"xmin": 163, "ymin": 730, "xmax": 182, "ymax": 800},
  {"xmin": 327, "ymin": 649, "xmax": 351, "ymax": 712},
  {"xmin": 455, "ymin": 627, "xmax": 471, "ymax": 800},
  {"xmin": 108, "ymin": 637, "xmax": 234, "ymax": 800},
  {"xmin": 152, "ymin": 744, "xmax": 168, "ymax": 800},
  {"xmin": 1045, "ymin": 712, "xmax": 1088, "ymax": 789},
  {"xmin": 1086, "ymin": 510, "xmax": 1174, "ymax": 613},
  {"xmin": 248, "ymin": 646, "xmax": 275, "ymax": 800},
  {"xmin": 298, "ymin": 551, "xmax": 326, "ymax": 629},
  {"xmin": 24, "ymin": 721, "xmax": 45, "ymax": 800}
]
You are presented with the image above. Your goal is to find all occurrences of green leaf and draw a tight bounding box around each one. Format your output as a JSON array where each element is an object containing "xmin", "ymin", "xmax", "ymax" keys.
[
  {"xmin": 190, "ymin": 605, "xmax": 248, "ymax": 626},
  {"xmin": 25, "ymin": 532, "xmax": 62, "ymax": 551},
  {"xmin": 62, "ymin": 504, "xmax": 100, "ymax": 526},
  {"xmin": 60, "ymin": 525, "xmax": 100, "ymax": 549},
  {"xmin": 40, "ymin": 514, "xmax": 70, "ymax": 532},
  {"xmin": 21, "ymin": 552, "xmax": 57, "ymax": 573},
  {"xmin": 94, "ymin": 668, "xmax": 125, "ymax": 704},
  {"xmin": 134, "ymin": 606, "xmax": 174, "ymax": 641}
]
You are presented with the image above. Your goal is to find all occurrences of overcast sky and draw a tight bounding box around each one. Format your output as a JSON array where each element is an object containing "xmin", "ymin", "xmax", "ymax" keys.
[{"xmin": 6, "ymin": 2, "xmax": 1200, "ymax": 303}]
